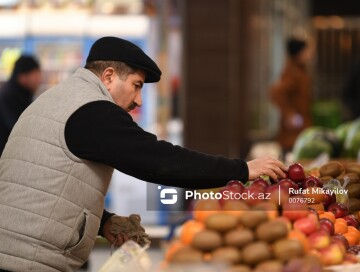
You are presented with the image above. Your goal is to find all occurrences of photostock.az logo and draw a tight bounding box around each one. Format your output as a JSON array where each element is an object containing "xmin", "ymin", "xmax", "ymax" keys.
[{"xmin": 158, "ymin": 186, "xmax": 178, "ymax": 204}]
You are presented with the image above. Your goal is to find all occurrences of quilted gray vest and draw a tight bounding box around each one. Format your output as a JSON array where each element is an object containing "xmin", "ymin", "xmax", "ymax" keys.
[{"xmin": 0, "ymin": 68, "xmax": 114, "ymax": 271}]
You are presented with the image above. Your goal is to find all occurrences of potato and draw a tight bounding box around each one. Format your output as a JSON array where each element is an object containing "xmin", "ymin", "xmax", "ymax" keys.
[
  {"xmin": 205, "ymin": 213, "xmax": 238, "ymax": 232},
  {"xmin": 169, "ymin": 246, "xmax": 203, "ymax": 263},
  {"xmin": 320, "ymin": 175, "xmax": 333, "ymax": 184},
  {"xmin": 242, "ymin": 241, "xmax": 272, "ymax": 266},
  {"xmin": 224, "ymin": 228, "xmax": 255, "ymax": 248},
  {"xmin": 191, "ymin": 229, "xmax": 223, "ymax": 252},
  {"xmin": 346, "ymin": 163, "xmax": 360, "ymax": 176},
  {"xmin": 349, "ymin": 198, "xmax": 360, "ymax": 212},
  {"xmin": 273, "ymin": 239, "xmax": 304, "ymax": 262},
  {"xmin": 347, "ymin": 184, "xmax": 360, "ymax": 198},
  {"xmin": 254, "ymin": 260, "xmax": 283, "ymax": 272},
  {"xmin": 211, "ymin": 246, "xmax": 242, "ymax": 265},
  {"xmin": 238, "ymin": 210, "xmax": 268, "ymax": 229},
  {"xmin": 319, "ymin": 161, "xmax": 343, "ymax": 177},
  {"xmin": 256, "ymin": 221, "xmax": 288, "ymax": 243},
  {"xmin": 225, "ymin": 265, "xmax": 252, "ymax": 272},
  {"xmin": 343, "ymin": 172, "xmax": 360, "ymax": 186}
]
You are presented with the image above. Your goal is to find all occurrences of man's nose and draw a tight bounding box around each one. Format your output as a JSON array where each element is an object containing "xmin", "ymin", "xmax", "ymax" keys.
[{"xmin": 135, "ymin": 93, "xmax": 142, "ymax": 107}]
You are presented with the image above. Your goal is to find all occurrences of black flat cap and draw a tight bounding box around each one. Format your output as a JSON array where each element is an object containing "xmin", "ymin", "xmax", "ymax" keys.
[{"xmin": 86, "ymin": 36, "xmax": 161, "ymax": 83}]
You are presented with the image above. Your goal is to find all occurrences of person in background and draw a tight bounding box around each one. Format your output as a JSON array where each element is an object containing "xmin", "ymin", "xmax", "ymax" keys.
[
  {"xmin": 0, "ymin": 37, "xmax": 286, "ymax": 272},
  {"xmin": 342, "ymin": 60, "xmax": 360, "ymax": 121},
  {"xmin": 0, "ymin": 55, "xmax": 41, "ymax": 155},
  {"xmin": 270, "ymin": 37, "xmax": 313, "ymax": 155}
]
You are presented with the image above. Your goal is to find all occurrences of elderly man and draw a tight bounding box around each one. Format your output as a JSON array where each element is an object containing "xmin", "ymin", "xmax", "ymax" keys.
[{"xmin": 0, "ymin": 37, "xmax": 286, "ymax": 272}]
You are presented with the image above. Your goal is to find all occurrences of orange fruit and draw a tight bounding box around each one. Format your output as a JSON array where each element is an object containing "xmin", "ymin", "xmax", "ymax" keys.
[
  {"xmin": 288, "ymin": 229, "xmax": 310, "ymax": 253},
  {"xmin": 165, "ymin": 240, "xmax": 185, "ymax": 261},
  {"xmin": 347, "ymin": 226, "xmax": 360, "ymax": 240},
  {"xmin": 335, "ymin": 218, "xmax": 348, "ymax": 225},
  {"xmin": 344, "ymin": 232, "xmax": 359, "ymax": 246},
  {"xmin": 319, "ymin": 212, "xmax": 336, "ymax": 224},
  {"xmin": 179, "ymin": 220, "xmax": 204, "ymax": 245},
  {"xmin": 193, "ymin": 199, "xmax": 221, "ymax": 223},
  {"xmin": 334, "ymin": 221, "xmax": 348, "ymax": 234},
  {"xmin": 309, "ymin": 169, "xmax": 320, "ymax": 177}
]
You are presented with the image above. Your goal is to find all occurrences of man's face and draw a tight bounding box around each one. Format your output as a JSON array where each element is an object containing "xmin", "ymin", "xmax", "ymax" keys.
[{"xmin": 103, "ymin": 68, "xmax": 145, "ymax": 112}]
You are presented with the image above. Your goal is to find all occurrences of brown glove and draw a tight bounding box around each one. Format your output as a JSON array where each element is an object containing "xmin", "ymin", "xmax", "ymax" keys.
[{"xmin": 109, "ymin": 214, "xmax": 151, "ymax": 247}]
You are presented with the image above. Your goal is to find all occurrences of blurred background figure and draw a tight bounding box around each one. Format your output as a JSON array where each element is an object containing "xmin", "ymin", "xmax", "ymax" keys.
[
  {"xmin": 0, "ymin": 55, "xmax": 41, "ymax": 155},
  {"xmin": 342, "ymin": 60, "xmax": 360, "ymax": 121},
  {"xmin": 270, "ymin": 37, "xmax": 314, "ymax": 155}
]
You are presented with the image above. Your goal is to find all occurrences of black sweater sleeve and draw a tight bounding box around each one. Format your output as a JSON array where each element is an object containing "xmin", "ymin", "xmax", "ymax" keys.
[{"xmin": 64, "ymin": 101, "xmax": 248, "ymax": 189}]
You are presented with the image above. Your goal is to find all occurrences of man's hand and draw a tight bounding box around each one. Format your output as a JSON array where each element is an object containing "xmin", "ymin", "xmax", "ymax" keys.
[
  {"xmin": 104, "ymin": 214, "xmax": 151, "ymax": 247},
  {"xmin": 102, "ymin": 216, "xmax": 129, "ymax": 247},
  {"xmin": 247, "ymin": 156, "xmax": 287, "ymax": 181}
]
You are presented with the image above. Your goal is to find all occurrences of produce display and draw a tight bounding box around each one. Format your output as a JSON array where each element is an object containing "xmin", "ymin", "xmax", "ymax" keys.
[
  {"xmin": 164, "ymin": 161, "xmax": 360, "ymax": 271},
  {"xmin": 293, "ymin": 117, "xmax": 360, "ymax": 160}
]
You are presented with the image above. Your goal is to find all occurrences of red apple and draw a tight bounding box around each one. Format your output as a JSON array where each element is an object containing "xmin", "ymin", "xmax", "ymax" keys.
[
  {"xmin": 242, "ymin": 186, "xmax": 264, "ymax": 206},
  {"xmin": 265, "ymin": 184, "xmax": 289, "ymax": 205},
  {"xmin": 319, "ymin": 242, "xmax": 345, "ymax": 266},
  {"xmin": 226, "ymin": 180, "xmax": 245, "ymax": 192},
  {"xmin": 343, "ymin": 253, "xmax": 359, "ymax": 264},
  {"xmin": 251, "ymin": 177, "xmax": 269, "ymax": 188},
  {"xmin": 288, "ymin": 163, "xmax": 306, "ymax": 183},
  {"xmin": 327, "ymin": 202, "xmax": 349, "ymax": 218},
  {"xmin": 343, "ymin": 215, "xmax": 360, "ymax": 229},
  {"xmin": 322, "ymin": 193, "xmax": 336, "ymax": 209},
  {"xmin": 219, "ymin": 186, "xmax": 243, "ymax": 206},
  {"xmin": 293, "ymin": 214, "xmax": 320, "ymax": 235},
  {"xmin": 319, "ymin": 218, "xmax": 335, "ymax": 235},
  {"xmin": 308, "ymin": 229, "xmax": 331, "ymax": 249},
  {"xmin": 222, "ymin": 200, "xmax": 250, "ymax": 215},
  {"xmin": 301, "ymin": 176, "xmax": 323, "ymax": 188},
  {"xmin": 278, "ymin": 178, "xmax": 299, "ymax": 194},
  {"xmin": 282, "ymin": 196, "xmax": 309, "ymax": 221},
  {"xmin": 308, "ymin": 207, "xmax": 320, "ymax": 221},
  {"xmin": 332, "ymin": 234, "xmax": 350, "ymax": 251}
]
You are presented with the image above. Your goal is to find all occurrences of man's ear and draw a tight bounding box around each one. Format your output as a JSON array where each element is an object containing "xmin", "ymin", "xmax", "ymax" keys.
[{"xmin": 101, "ymin": 67, "xmax": 115, "ymax": 90}]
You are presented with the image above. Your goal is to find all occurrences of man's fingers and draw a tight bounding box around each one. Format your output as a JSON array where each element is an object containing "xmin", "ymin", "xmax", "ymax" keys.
[
  {"xmin": 115, "ymin": 234, "xmax": 124, "ymax": 246},
  {"xmin": 247, "ymin": 156, "xmax": 287, "ymax": 181},
  {"xmin": 272, "ymin": 165, "xmax": 286, "ymax": 178},
  {"xmin": 275, "ymin": 160, "xmax": 288, "ymax": 172},
  {"xmin": 267, "ymin": 157, "xmax": 287, "ymax": 172},
  {"xmin": 268, "ymin": 172, "xmax": 278, "ymax": 181}
]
